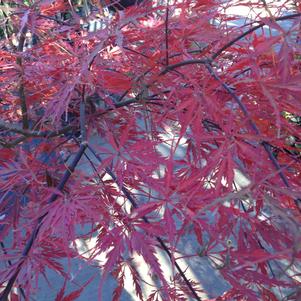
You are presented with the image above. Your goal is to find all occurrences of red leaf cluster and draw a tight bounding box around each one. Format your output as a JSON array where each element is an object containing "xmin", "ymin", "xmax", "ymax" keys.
[{"xmin": 0, "ymin": 1, "xmax": 300, "ymax": 300}]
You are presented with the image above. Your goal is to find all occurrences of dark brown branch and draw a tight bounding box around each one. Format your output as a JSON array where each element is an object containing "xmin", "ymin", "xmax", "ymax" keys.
[{"xmin": 160, "ymin": 59, "xmax": 210, "ymax": 76}]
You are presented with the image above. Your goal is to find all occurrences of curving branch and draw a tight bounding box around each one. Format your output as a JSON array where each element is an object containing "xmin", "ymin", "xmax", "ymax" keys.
[{"xmin": 160, "ymin": 59, "xmax": 210, "ymax": 75}]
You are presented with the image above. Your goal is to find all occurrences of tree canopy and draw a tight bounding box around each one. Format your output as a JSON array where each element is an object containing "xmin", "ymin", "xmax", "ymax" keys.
[{"xmin": 0, "ymin": 1, "xmax": 301, "ymax": 300}]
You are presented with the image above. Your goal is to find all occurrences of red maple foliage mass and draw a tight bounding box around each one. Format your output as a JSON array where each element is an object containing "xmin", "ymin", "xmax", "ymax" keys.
[{"xmin": 0, "ymin": 0, "xmax": 301, "ymax": 300}]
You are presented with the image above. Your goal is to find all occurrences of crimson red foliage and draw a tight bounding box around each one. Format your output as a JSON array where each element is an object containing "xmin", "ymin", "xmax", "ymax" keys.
[{"xmin": 0, "ymin": 1, "xmax": 301, "ymax": 300}]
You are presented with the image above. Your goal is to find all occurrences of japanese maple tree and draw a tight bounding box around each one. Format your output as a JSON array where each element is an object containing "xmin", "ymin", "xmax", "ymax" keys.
[{"xmin": 0, "ymin": 0, "xmax": 301, "ymax": 300}]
